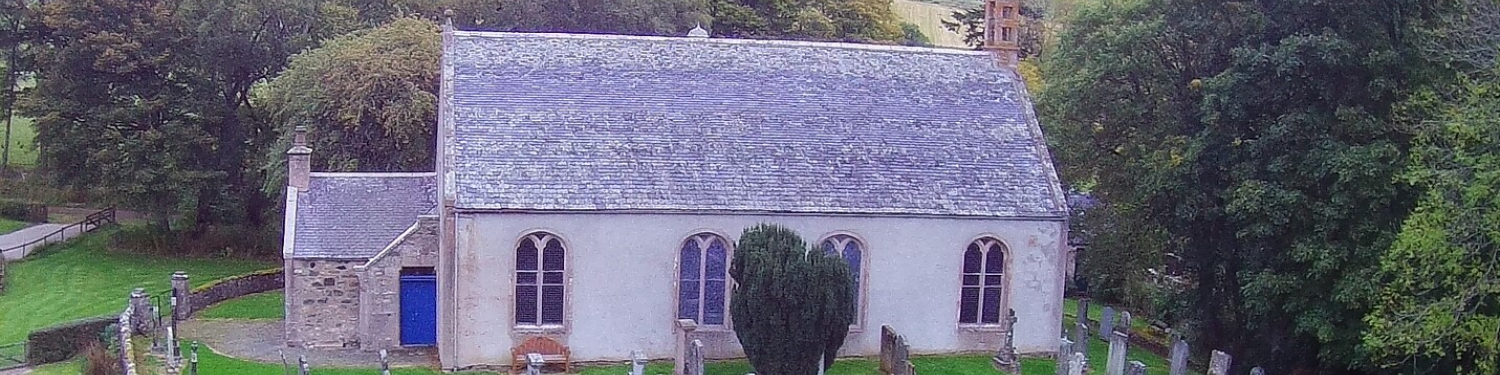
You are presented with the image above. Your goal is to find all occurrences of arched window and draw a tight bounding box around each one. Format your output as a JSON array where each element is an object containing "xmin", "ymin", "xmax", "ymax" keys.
[
  {"xmin": 516, "ymin": 232, "xmax": 566, "ymax": 327},
  {"xmin": 960, "ymin": 237, "xmax": 1006, "ymax": 324},
  {"xmin": 820, "ymin": 234, "xmax": 864, "ymax": 321},
  {"xmin": 678, "ymin": 233, "xmax": 731, "ymax": 326}
]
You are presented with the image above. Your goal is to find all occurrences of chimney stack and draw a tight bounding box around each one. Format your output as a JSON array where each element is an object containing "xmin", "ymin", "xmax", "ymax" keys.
[
  {"xmin": 287, "ymin": 125, "xmax": 312, "ymax": 190},
  {"xmin": 983, "ymin": 0, "xmax": 1022, "ymax": 69}
]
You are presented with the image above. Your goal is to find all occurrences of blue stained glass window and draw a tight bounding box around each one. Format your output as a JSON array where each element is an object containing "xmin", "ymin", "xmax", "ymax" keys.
[
  {"xmin": 960, "ymin": 238, "xmax": 1007, "ymax": 324},
  {"xmin": 843, "ymin": 241, "xmax": 862, "ymax": 316},
  {"xmin": 516, "ymin": 233, "xmax": 566, "ymax": 327},
  {"xmin": 679, "ymin": 233, "xmax": 731, "ymax": 325}
]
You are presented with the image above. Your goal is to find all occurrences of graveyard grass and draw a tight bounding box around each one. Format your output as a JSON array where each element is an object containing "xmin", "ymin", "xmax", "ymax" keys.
[
  {"xmin": 188, "ymin": 342, "xmax": 499, "ymax": 375},
  {"xmin": 197, "ymin": 291, "xmax": 284, "ymax": 320},
  {"xmin": 27, "ymin": 358, "xmax": 81, "ymax": 375},
  {"xmin": 1064, "ymin": 298, "xmax": 1149, "ymax": 332},
  {"xmin": 0, "ymin": 228, "xmax": 275, "ymax": 343},
  {"xmin": 0, "ymin": 217, "xmax": 25, "ymax": 235},
  {"xmin": 577, "ymin": 356, "xmax": 1058, "ymax": 375}
]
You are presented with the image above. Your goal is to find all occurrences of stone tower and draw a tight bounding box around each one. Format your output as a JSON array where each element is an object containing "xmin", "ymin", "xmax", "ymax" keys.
[{"xmin": 983, "ymin": 0, "xmax": 1023, "ymax": 68}]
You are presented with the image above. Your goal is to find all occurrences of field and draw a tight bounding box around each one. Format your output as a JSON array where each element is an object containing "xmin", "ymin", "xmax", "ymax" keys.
[
  {"xmin": 905, "ymin": 0, "xmax": 981, "ymax": 10},
  {"xmin": 0, "ymin": 228, "xmax": 275, "ymax": 343},
  {"xmin": 893, "ymin": 0, "xmax": 970, "ymax": 49}
]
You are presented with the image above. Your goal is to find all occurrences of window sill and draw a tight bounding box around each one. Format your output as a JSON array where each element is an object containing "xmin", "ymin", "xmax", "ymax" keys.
[
  {"xmin": 513, "ymin": 325, "xmax": 567, "ymax": 336},
  {"xmin": 692, "ymin": 325, "xmax": 734, "ymax": 333},
  {"xmin": 957, "ymin": 324, "xmax": 1007, "ymax": 333}
]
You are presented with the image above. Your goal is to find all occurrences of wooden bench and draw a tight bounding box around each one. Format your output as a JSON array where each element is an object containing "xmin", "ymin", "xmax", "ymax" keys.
[{"xmin": 511, "ymin": 336, "xmax": 570, "ymax": 374}]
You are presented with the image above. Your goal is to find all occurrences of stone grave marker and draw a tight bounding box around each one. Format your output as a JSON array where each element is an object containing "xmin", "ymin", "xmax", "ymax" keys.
[
  {"xmin": 1208, "ymin": 350, "xmax": 1232, "ymax": 375},
  {"xmin": 1074, "ymin": 322, "xmax": 1090, "ymax": 356},
  {"xmin": 1099, "ymin": 307, "xmax": 1116, "ymax": 339},
  {"xmin": 526, "ymin": 353, "xmax": 545, "ymax": 375},
  {"xmin": 992, "ymin": 309, "xmax": 1020, "ymax": 374},
  {"xmin": 1117, "ymin": 311, "xmax": 1132, "ymax": 334},
  {"xmin": 1250, "ymin": 367, "xmax": 1265, "ymax": 375},
  {"xmin": 1067, "ymin": 353, "xmax": 1087, "ymax": 375},
  {"xmin": 1169, "ymin": 339, "xmax": 1189, "ymax": 375},
  {"xmin": 1055, "ymin": 338, "xmax": 1074, "ymax": 375},
  {"xmin": 1105, "ymin": 330, "xmax": 1128, "ymax": 375},
  {"xmin": 631, "ymin": 350, "xmax": 647, "ymax": 375},
  {"xmin": 880, "ymin": 325, "xmax": 914, "ymax": 375}
]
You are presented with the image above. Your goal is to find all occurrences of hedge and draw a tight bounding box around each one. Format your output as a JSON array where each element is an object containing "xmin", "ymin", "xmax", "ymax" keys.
[
  {"xmin": 26, "ymin": 316, "xmax": 115, "ymax": 365},
  {"xmin": 0, "ymin": 200, "xmax": 29, "ymax": 221}
]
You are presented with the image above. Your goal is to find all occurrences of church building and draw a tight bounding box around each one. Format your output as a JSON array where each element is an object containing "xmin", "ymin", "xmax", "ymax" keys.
[{"xmin": 279, "ymin": 0, "xmax": 1069, "ymax": 371}]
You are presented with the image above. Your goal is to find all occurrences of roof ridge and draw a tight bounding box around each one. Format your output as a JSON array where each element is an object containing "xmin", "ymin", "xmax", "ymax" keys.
[{"xmin": 448, "ymin": 30, "xmax": 991, "ymax": 57}]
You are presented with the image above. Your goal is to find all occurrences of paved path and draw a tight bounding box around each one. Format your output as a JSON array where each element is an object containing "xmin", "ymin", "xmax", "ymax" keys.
[
  {"xmin": 0, "ymin": 223, "xmax": 94, "ymax": 262},
  {"xmin": 179, "ymin": 320, "xmax": 437, "ymax": 368},
  {"xmin": 0, "ymin": 366, "xmax": 31, "ymax": 375}
]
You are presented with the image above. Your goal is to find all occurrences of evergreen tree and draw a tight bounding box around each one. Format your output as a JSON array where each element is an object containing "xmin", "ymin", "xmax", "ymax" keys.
[{"xmin": 730, "ymin": 224, "xmax": 854, "ymax": 375}]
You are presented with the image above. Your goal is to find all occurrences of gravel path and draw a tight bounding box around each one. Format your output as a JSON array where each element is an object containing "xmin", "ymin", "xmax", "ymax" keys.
[
  {"xmin": 0, "ymin": 224, "xmax": 77, "ymax": 261},
  {"xmin": 178, "ymin": 320, "xmax": 437, "ymax": 368},
  {"xmin": 0, "ymin": 367, "xmax": 30, "ymax": 375}
]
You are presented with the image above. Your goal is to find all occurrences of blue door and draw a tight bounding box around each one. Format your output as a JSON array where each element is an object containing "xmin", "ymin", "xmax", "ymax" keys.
[{"xmin": 400, "ymin": 275, "xmax": 438, "ymax": 346}]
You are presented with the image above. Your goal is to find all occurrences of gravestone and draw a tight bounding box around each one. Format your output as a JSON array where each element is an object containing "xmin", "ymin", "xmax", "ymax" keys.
[
  {"xmin": 298, "ymin": 355, "xmax": 309, "ymax": 375},
  {"xmin": 1055, "ymin": 338, "xmax": 1075, "ymax": 375},
  {"xmin": 1074, "ymin": 322, "xmax": 1089, "ymax": 356},
  {"xmin": 1208, "ymin": 350, "xmax": 1232, "ymax": 375},
  {"xmin": 1077, "ymin": 299, "xmax": 1090, "ymax": 326},
  {"xmin": 1169, "ymin": 339, "xmax": 1189, "ymax": 375},
  {"xmin": 380, "ymin": 349, "xmax": 391, "ymax": 375},
  {"xmin": 685, "ymin": 340, "xmax": 705, "ymax": 375},
  {"xmin": 1250, "ymin": 367, "xmax": 1265, "ymax": 375},
  {"xmin": 1117, "ymin": 311, "xmax": 1132, "ymax": 334},
  {"xmin": 1105, "ymin": 330, "xmax": 1128, "ymax": 375},
  {"xmin": 1126, "ymin": 361, "xmax": 1146, "ymax": 375},
  {"xmin": 1099, "ymin": 307, "xmax": 1116, "ymax": 340},
  {"xmin": 674, "ymin": 319, "xmax": 698, "ymax": 375},
  {"xmin": 880, "ymin": 325, "xmax": 914, "ymax": 375},
  {"xmin": 526, "ymin": 353, "xmax": 545, "ymax": 375},
  {"xmin": 1067, "ymin": 353, "xmax": 1087, "ymax": 375},
  {"xmin": 631, "ymin": 350, "xmax": 647, "ymax": 375},
  {"xmin": 992, "ymin": 309, "xmax": 1020, "ymax": 374}
]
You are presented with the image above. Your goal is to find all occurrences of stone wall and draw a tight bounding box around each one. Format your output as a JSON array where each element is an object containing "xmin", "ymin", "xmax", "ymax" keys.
[
  {"xmin": 189, "ymin": 269, "xmax": 283, "ymax": 315},
  {"xmin": 358, "ymin": 216, "xmax": 439, "ymax": 351},
  {"xmin": 286, "ymin": 259, "xmax": 363, "ymax": 348}
]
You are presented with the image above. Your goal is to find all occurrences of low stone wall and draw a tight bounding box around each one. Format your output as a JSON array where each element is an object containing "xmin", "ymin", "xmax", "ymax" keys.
[
  {"xmin": 188, "ymin": 268, "xmax": 284, "ymax": 315},
  {"xmin": 117, "ymin": 305, "xmax": 139, "ymax": 375}
]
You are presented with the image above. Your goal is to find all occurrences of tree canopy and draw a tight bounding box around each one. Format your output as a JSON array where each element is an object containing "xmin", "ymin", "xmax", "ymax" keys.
[{"xmin": 731, "ymin": 224, "xmax": 854, "ymax": 375}]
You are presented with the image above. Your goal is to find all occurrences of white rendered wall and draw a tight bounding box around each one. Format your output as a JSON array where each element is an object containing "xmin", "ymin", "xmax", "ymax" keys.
[{"xmin": 444, "ymin": 212, "xmax": 1066, "ymax": 369}]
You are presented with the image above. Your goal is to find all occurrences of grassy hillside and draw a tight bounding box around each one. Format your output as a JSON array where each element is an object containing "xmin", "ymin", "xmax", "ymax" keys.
[
  {"xmin": 892, "ymin": 0, "xmax": 970, "ymax": 49},
  {"xmin": 0, "ymin": 229, "xmax": 275, "ymax": 343},
  {"xmin": 1, "ymin": 115, "xmax": 33, "ymax": 167}
]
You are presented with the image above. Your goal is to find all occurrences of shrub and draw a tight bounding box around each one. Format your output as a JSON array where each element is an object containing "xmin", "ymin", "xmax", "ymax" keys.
[
  {"xmin": 0, "ymin": 200, "xmax": 29, "ymax": 221},
  {"xmin": 82, "ymin": 341, "xmax": 119, "ymax": 375},
  {"xmin": 730, "ymin": 224, "xmax": 854, "ymax": 375},
  {"xmin": 26, "ymin": 316, "xmax": 114, "ymax": 365},
  {"xmin": 109, "ymin": 224, "xmax": 278, "ymax": 258}
]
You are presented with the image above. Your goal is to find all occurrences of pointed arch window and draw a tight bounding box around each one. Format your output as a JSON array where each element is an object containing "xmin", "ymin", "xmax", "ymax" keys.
[
  {"xmin": 678, "ymin": 233, "xmax": 731, "ymax": 326},
  {"xmin": 516, "ymin": 232, "xmax": 566, "ymax": 327},
  {"xmin": 820, "ymin": 234, "xmax": 865, "ymax": 322},
  {"xmin": 960, "ymin": 237, "xmax": 1006, "ymax": 324}
]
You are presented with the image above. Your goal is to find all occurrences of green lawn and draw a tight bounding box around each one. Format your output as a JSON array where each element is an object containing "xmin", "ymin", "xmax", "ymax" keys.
[
  {"xmin": 190, "ymin": 342, "xmax": 496, "ymax": 375},
  {"xmin": 28, "ymin": 358, "xmax": 81, "ymax": 375},
  {"xmin": 1, "ymin": 115, "xmax": 35, "ymax": 167},
  {"xmin": 0, "ymin": 217, "xmax": 25, "ymax": 235},
  {"xmin": 198, "ymin": 291, "xmax": 284, "ymax": 320},
  {"xmin": 0, "ymin": 228, "xmax": 275, "ymax": 343},
  {"xmin": 1064, "ymin": 298, "xmax": 1149, "ymax": 332},
  {"xmin": 577, "ymin": 355, "xmax": 1055, "ymax": 375}
]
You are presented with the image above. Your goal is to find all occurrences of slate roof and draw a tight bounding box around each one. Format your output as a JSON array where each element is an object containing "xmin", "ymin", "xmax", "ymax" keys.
[
  {"xmin": 441, "ymin": 31, "xmax": 1068, "ymax": 218},
  {"xmin": 292, "ymin": 173, "xmax": 437, "ymax": 259}
]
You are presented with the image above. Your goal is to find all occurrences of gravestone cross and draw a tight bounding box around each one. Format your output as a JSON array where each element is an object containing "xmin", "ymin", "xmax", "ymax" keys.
[
  {"xmin": 1105, "ymin": 330, "xmax": 1128, "ymax": 375},
  {"xmin": 992, "ymin": 309, "xmax": 1021, "ymax": 374},
  {"xmin": 1099, "ymin": 307, "xmax": 1116, "ymax": 340},
  {"xmin": 1055, "ymin": 338, "xmax": 1075, "ymax": 375},
  {"xmin": 1117, "ymin": 311, "xmax": 1132, "ymax": 335},
  {"xmin": 1169, "ymin": 339, "xmax": 1189, "ymax": 375},
  {"xmin": 1208, "ymin": 350, "xmax": 1232, "ymax": 375}
]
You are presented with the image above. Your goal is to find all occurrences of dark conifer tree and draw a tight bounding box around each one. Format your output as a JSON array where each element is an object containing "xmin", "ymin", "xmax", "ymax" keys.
[{"xmin": 730, "ymin": 224, "xmax": 854, "ymax": 375}]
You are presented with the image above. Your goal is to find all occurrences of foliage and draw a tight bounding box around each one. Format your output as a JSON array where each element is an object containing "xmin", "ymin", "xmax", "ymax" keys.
[
  {"xmin": 0, "ymin": 228, "xmax": 273, "ymax": 343},
  {"xmin": 1040, "ymin": 0, "xmax": 1444, "ymax": 371},
  {"xmin": 709, "ymin": 0, "xmax": 904, "ymax": 43},
  {"xmin": 578, "ymin": 355, "xmax": 1062, "ymax": 375},
  {"xmin": 1364, "ymin": 70, "xmax": 1500, "ymax": 374},
  {"xmin": 729, "ymin": 224, "xmax": 853, "ymax": 375},
  {"xmin": 333, "ymin": 0, "xmax": 712, "ymax": 36},
  {"xmin": 941, "ymin": 0, "xmax": 1043, "ymax": 56},
  {"xmin": 81, "ymin": 341, "xmax": 118, "ymax": 375},
  {"xmin": 24, "ymin": 315, "xmax": 112, "ymax": 365},
  {"xmin": 109, "ymin": 224, "xmax": 278, "ymax": 258},
  {"xmin": 899, "ymin": 22, "xmax": 930, "ymax": 46},
  {"xmin": 257, "ymin": 18, "xmax": 441, "ymax": 198}
]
